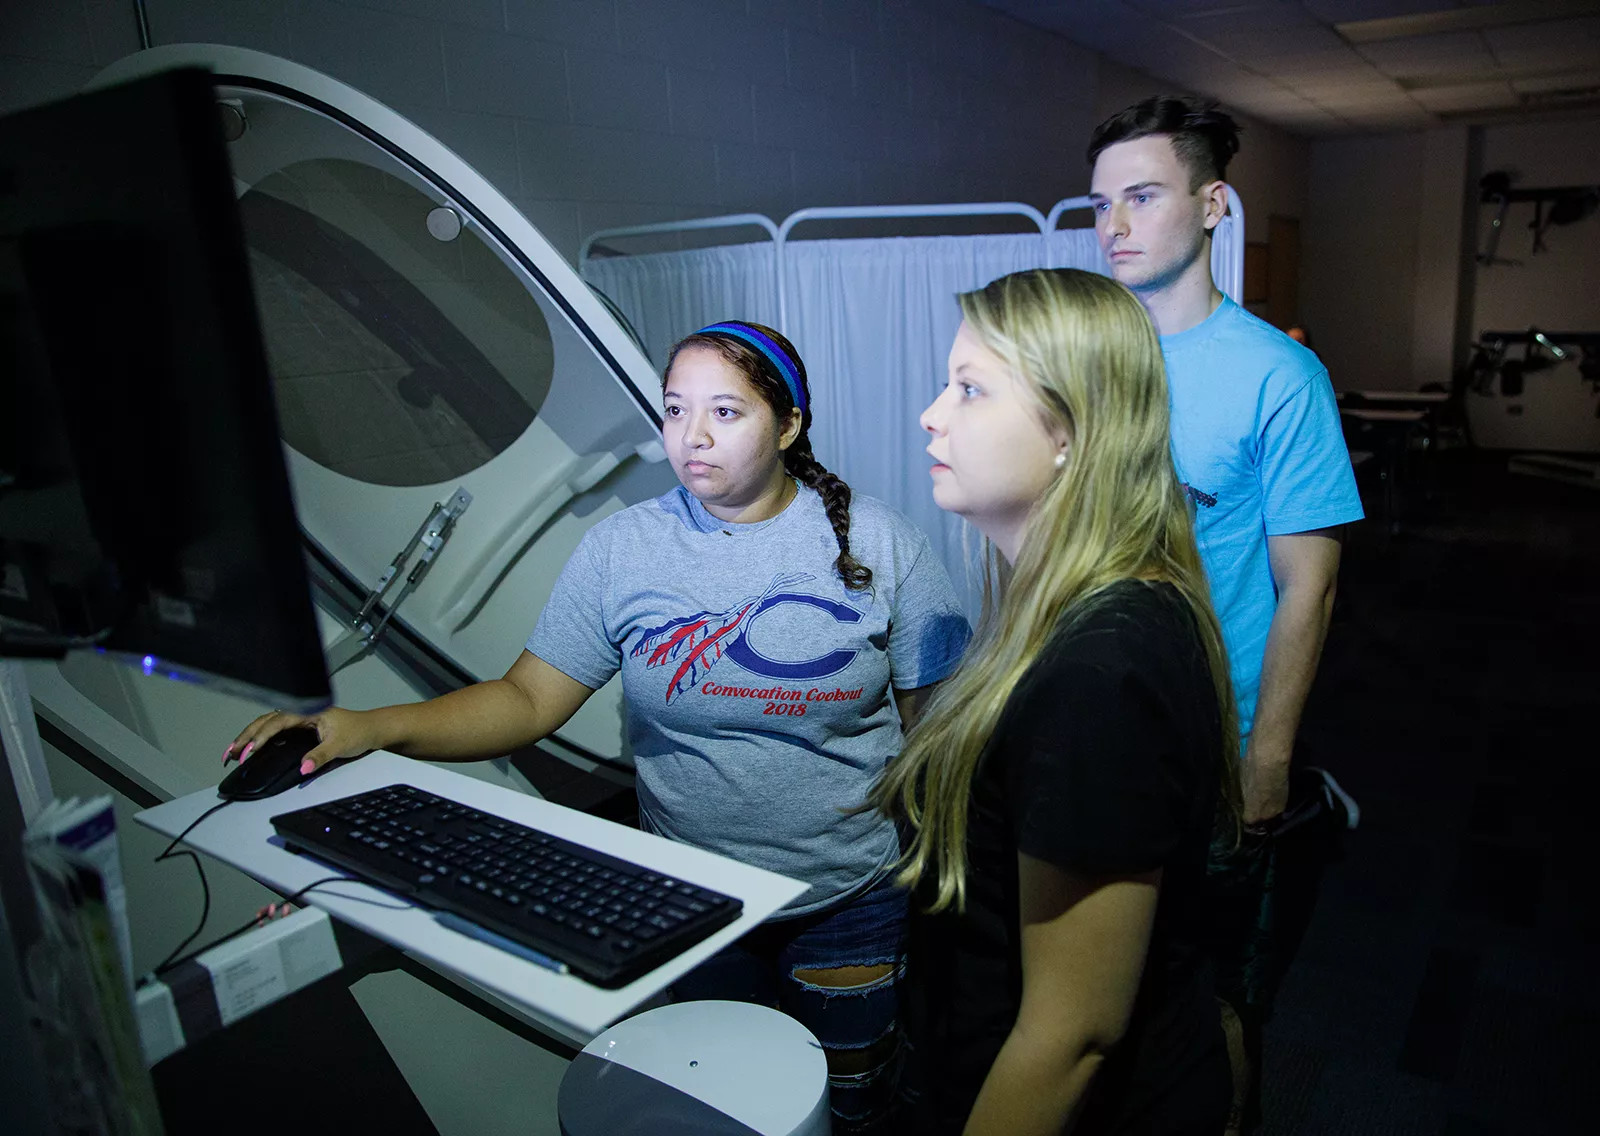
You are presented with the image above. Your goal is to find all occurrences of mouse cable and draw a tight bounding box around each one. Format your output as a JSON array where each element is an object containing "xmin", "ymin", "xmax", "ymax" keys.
[
  {"xmin": 147, "ymin": 798, "xmax": 234, "ymax": 979},
  {"xmin": 152, "ymin": 874, "xmax": 350, "ymax": 978}
]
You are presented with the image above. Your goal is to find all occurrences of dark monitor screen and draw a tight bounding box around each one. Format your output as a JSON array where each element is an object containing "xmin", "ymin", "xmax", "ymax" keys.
[{"xmin": 0, "ymin": 68, "xmax": 331, "ymax": 711}]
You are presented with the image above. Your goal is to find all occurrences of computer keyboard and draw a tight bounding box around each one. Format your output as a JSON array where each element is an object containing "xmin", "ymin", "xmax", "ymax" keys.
[{"xmin": 270, "ymin": 783, "xmax": 743, "ymax": 988}]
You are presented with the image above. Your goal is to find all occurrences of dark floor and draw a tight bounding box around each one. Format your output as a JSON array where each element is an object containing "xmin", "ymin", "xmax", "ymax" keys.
[{"xmin": 1259, "ymin": 450, "xmax": 1600, "ymax": 1135}]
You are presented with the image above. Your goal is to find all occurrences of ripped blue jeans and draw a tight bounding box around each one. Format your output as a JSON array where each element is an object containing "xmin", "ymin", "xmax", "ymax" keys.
[{"xmin": 672, "ymin": 879, "xmax": 907, "ymax": 1133}]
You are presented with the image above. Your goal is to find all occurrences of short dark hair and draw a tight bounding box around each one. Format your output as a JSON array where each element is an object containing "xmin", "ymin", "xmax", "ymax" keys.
[{"xmin": 1087, "ymin": 96, "xmax": 1241, "ymax": 190}]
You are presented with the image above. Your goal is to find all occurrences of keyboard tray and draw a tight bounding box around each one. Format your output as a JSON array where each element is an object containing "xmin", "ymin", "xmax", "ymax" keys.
[{"xmin": 271, "ymin": 783, "xmax": 742, "ymax": 988}]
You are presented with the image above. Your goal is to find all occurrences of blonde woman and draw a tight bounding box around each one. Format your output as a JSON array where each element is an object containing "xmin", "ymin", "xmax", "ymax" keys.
[{"xmin": 872, "ymin": 269, "xmax": 1241, "ymax": 1136}]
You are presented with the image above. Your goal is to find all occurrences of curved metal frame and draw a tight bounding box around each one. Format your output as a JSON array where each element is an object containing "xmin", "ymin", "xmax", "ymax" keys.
[{"xmin": 580, "ymin": 190, "xmax": 1247, "ymax": 326}]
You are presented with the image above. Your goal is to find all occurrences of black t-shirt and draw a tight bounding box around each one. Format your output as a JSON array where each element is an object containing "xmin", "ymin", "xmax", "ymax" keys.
[{"xmin": 901, "ymin": 581, "xmax": 1230, "ymax": 1136}]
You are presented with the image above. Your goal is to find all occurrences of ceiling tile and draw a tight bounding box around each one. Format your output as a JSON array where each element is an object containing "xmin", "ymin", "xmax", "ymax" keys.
[
  {"xmin": 1289, "ymin": 77, "xmax": 1409, "ymax": 100},
  {"xmin": 1512, "ymin": 68, "xmax": 1600, "ymax": 93},
  {"xmin": 1269, "ymin": 105, "xmax": 1349, "ymax": 126},
  {"xmin": 1173, "ymin": 4, "xmax": 1347, "ymax": 57},
  {"xmin": 1333, "ymin": 106, "xmax": 1439, "ymax": 131},
  {"xmin": 980, "ymin": 0, "xmax": 1146, "ymax": 54},
  {"xmin": 1300, "ymin": 1, "xmax": 1450, "ymax": 19},
  {"xmin": 1250, "ymin": 46, "xmax": 1383, "ymax": 75},
  {"xmin": 1411, "ymin": 80, "xmax": 1521, "ymax": 111},
  {"xmin": 984, "ymin": 0, "xmax": 1598, "ymax": 134},
  {"xmin": 1481, "ymin": 13, "xmax": 1600, "ymax": 50},
  {"xmin": 1305, "ymin": 89, "xmax": 1420, "ymax": 111},
  {"xmin": 1359, "ymin": 30, "xmax": 1501, "ymax": 76},
  {"xmin": 1277, "ymin": 64, "xmax": 1397, "ymax": 90},
  {"xmin": 1127, "ymin": 1, "xmax": 1278, "ymax": 14},
  {"xmin": 1481, "ymin": 16, "xmax": 1600, "ymax": 72}
]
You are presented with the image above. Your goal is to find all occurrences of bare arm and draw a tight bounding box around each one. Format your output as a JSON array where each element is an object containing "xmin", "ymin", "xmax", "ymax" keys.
[
  {"xmin": 1245, "ymin": 527, "xmax": 1343, "ymax": 822},
  {"xmin": 963, "ymin": 855, "xmax": 1160, "ymax": 1136},
  {"xmin": 226, "ymin": 651, "xmax": 595, "ymax": 772},
  {"xmin": 893, "ymin": 683, "xmax": 938, "ymax": 732}
]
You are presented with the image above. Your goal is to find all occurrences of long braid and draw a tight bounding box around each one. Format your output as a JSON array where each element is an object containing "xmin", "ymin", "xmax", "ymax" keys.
[{"xmin": 786, "ymin": 444, "xmax": 872, "ymax": 591}]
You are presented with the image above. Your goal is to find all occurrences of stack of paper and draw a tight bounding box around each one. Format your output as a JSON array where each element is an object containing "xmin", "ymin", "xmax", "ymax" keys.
[{"xmin": 24, "ymin": 795, "xmax": 161, "ymax": 1135}]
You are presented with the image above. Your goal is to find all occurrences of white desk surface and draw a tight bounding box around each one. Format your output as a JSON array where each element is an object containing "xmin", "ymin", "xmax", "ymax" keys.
[
  {"xmin": 1340, "ymin": 407, "xmax": 1428, "ymax": 423},
  {"xmin": 135, "ymin": 752, "xmax": 807, "ymax": 1042},
  {"xmin": 1339, "ymin": 389, "xmax": 1450, "ymax": 403}
]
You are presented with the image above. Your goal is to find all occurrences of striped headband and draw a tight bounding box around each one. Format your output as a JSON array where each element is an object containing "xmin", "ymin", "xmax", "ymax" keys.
[{"xmin": 694, "ymin": 321, "xmax": 807, "ymax": 415}]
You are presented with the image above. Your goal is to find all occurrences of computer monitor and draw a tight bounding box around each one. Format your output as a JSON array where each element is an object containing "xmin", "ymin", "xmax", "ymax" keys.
[{"xmin": 0, "ymin": 68, "xmax": 331, "ymax": 711}]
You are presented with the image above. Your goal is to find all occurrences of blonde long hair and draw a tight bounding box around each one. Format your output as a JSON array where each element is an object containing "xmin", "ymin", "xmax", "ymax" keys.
[{"xmin": 869, "ymin": 269, "xmax": 1241, "ymax": 913}]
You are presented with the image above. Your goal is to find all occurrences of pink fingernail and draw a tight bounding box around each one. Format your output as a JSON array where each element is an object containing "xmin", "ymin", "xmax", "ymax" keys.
[
  {"xmin": 241, "ymin": 743, "xmax": 254, "ymax": 760},
  {"xmin": 300, "ymin": 759, "xmax": 314, "ymax": 775}
]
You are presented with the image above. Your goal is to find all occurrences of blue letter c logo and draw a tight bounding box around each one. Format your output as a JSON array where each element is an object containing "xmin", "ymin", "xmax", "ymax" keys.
[{"xmin": 723, "ymin": 592, "xmax": 862, "ymax": 681}]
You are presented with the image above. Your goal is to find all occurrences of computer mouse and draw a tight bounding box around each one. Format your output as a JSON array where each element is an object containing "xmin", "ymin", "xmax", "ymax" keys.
[{"xmin": 217, "ymin": 726, "xmax": 323, "ymax": 801}]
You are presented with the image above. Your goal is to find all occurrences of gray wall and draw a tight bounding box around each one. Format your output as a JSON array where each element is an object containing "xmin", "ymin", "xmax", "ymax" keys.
[
  {"xmin": 1302, "ymin": 116, "xmax": 1600, "ymax": 393},
  {"xmin": 1473, "ymin": 118, "xmax": 1600, "ymax": 337},
  {"xmin": 2, "ymin": 0, "xmax": 1111, "ymax": 263},
  {"xmin": 1302, "ymin": 130, "xmax": 1440, "ymax": 391}
]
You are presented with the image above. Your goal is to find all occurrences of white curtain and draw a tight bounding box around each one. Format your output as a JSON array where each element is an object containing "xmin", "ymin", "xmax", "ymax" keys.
[
  {"xmin": 584, "ymin": 243, "xmax": 779, "ymax": 373},
  {"xmin": 581, "ymin": 219, "xmax": 1238, "ymax": 617}
]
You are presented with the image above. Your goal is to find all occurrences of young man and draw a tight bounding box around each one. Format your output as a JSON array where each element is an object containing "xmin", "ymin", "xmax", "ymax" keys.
[{"xmin": 1087, "ymin": 96, "xmax": 1364, "ymax": 1133}]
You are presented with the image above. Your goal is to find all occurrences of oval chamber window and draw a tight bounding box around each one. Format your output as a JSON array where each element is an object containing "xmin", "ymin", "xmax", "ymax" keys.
[{"xmin": 239, "ymin": 158, "xmax": 555, "ymax": 487}]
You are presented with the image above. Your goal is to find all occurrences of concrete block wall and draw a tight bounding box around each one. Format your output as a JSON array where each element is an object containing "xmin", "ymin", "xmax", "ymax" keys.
[{"xmin": 3, "ymin": 0, "xmax": 1104, "ymax": 263}]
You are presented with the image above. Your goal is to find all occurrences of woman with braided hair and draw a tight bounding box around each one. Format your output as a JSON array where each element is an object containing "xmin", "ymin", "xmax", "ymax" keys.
[{"xmin": 226, "ymin": 319, "xmax": 970, "ymax": 1133}]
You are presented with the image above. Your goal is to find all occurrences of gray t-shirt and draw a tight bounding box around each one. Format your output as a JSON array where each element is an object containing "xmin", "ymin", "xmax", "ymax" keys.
[{"xmin": 527, "ymin": 484, "xmax": 970, "ymax": 916}]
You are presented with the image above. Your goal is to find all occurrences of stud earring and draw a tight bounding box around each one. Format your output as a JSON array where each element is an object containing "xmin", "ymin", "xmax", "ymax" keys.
[{"xmin": 1054, "ymin": 452, "xmax": 1067, "ymax": 469}]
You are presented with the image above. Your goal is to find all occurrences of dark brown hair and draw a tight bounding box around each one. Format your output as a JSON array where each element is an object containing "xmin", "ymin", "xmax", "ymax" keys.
[
  {"xmin": 1087, "ymin": 96, "xmax": 1241, "ymax": 191},
  {"xmin": 665, "ymin": 323, "xmax": 872, "ymax": 591}
]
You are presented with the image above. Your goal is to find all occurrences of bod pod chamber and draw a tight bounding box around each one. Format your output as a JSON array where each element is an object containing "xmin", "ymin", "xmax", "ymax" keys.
[{"xmin": 87, "ymin": 45, "xmax": 673, "ymax": 775}]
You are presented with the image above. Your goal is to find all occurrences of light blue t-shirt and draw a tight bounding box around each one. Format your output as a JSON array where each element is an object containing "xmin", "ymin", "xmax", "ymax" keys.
[
  {"xmin": 527, "ymin": 484, "xmax": 971, "ymax": 916},
  {"xmin": 1161, "ymin": 298, "xmax": 1363, "ymax": 740}
]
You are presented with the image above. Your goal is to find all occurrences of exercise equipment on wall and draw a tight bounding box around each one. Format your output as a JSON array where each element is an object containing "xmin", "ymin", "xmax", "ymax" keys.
[
  {"xmin": 1476, "ymin": 171, "xmax": 1599, "ymax": 265},
  {"xmin": 1463, "ymin": 329, "xmax": 1600, "ymax": 408}
]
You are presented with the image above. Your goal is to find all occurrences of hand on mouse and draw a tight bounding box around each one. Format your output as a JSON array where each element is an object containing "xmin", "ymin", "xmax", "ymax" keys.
[{"xmin": 223, "ymin": 707, "xmax": 378, "ymax": 776}]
